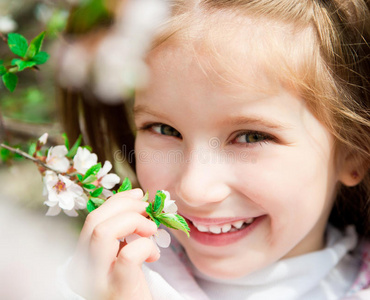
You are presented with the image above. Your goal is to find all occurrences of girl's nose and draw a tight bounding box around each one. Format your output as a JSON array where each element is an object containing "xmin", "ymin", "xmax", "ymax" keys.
[{"xmin": 174, "ymin": 150, "xmax": 231, "ymax": 207}]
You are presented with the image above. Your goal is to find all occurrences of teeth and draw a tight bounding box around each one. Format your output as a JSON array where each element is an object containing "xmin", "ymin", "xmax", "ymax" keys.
[
  {"xmin": 222, "ymin": 224, "xmax": 232, "ymax": 233},
  {"xmin": 209, "ymin": 226, "xmax": 222, "ymax": 234},
  {"xmin": 232, "ymin": 220, "xmax": 244, "ymax": 229},
  {"xmin": 192, "ymin": 218, "xmax": 255, "ymax": 234}
]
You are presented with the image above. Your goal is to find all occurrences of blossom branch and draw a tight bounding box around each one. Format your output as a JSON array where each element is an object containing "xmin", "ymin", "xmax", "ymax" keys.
[{"xmin": 0, "ymin": 142, "xmax": 61, "ymax": 174}]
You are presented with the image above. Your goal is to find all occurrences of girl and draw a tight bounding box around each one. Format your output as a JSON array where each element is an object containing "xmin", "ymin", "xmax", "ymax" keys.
[{"xmin": 59, "ymin": 0, "xmax": 370, "ymax": 299}]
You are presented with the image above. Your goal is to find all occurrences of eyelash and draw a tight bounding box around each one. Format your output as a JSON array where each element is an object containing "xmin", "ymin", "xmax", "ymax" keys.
[{"xmin": 137, "ymin": 122, "xmax": 274, "ymax": 146}]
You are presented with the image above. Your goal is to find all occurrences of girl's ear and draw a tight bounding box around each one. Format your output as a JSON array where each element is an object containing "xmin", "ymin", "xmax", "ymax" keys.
[{"xmin": 338, "ymin": 152, "xmax": 368, "ymax": 187}]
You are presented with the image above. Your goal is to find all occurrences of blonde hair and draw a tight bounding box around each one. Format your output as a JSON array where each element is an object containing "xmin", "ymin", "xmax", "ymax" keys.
[
  {"xmin": 146, "ymin": 0, "xmax": 370, "ymax": 236},
  {"xmin": 59, "ymin": 0, "xmax": 370, "ymax": 235}
]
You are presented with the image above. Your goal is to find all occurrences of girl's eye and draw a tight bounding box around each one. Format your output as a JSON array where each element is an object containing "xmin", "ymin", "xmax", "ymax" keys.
[
  {"xmin": 139, "ymin": 123, "xmax": 182, "ymax": 138},
  {"xmin": 232, "ymin": 131, "xmax": 272, "ymax": 145}
]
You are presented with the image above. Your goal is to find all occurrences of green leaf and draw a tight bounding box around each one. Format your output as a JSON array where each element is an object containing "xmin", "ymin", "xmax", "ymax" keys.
[
  {"xmin": 76, "ymin": 174, "xmax": 83, "ymax": 182},
  {"xmin": 83, "ymin": 163, "xmax": 101, "ymax": 181},
  {"xmin": 62, "ymin": 133, "xmax": 70, "ymax": 150},
  {"xmin": 90, "ymin": 197, "xmax": 105, "ymax": 206},
  {"xmin": 156, "ymin": 213, "xmax": 190, "ymax": 237},
  {"xmin": 90, "ymin": 187, "xmax": 104, "ymax": 197},
  {"xmin": 32, "ymin": 51, "xmax": 49, "ymax": 65},
  {"xmin": 112, "ymin": 190, "xmax": 116, "ymax": 195},
  {"xmin": 82, "ymin": 175, "xmax": 97, "ymax": 184},
  {"xmin": 87, "ymin": 199, "xmax": 97, "ymax": 213},
  {"xmin": 146, "ymin": 203, "xmax": 161, "ymax": 227},
  {"xmin": 117, "ymin": 177, "xmax": 132, "ymax": 193},
  {"xmin": 0, "ymin": 61, "xmax": 7, "ymax": 76},
  {"xmin": 0, "ymin": 147, "xmax": 11, "ymax": 162},
  {"xmin": 25, "ymin": 32, "xmax": 46, "ymax": 59},
  {"xmin": 82, "ymin": 145, "xmax": 92, "ymax": 152},
  {"xmin": 12, "ymin": 59, "xmax": 37, "ymax": 71},
  {"xmin": 83, "ymin": 183, "xmax": 96, "ymax": 190},
  {"xmin": 67, "ymin": 134, "xmax": 82, "ymax": 158},
  {"xmin": 7, "ymin": 33, "xmax": 28, "ymax": 57},
  {"xmin": 28, "ymin": 142, "xmax": 37, "ymax": 156},
  {"xmin": 141, "ymin": 191, "xmax": 149, "ymax": 202},
  {"xmin": 2, "ymin": 73, "xmax": 18, "ymax": 92},
  {"xmin": 153, "ymin": 190, "xmax": 166, "ymax": 216}
]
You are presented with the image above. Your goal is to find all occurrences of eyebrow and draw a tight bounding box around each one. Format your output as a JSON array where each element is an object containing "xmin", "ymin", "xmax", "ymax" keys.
[{"xmin": 134, "ymin": 104, "xmax": 290, "ymax": 130}]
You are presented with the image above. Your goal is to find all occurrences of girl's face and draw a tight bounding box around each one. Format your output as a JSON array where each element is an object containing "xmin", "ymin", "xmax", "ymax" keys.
[{"xmin": 134, "ymin": 31, "xmax": 345, "ymax": 278}]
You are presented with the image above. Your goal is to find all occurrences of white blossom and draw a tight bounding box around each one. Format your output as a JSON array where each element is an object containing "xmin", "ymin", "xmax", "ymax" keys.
[
  {"xmin": 38, "ymin": 133, "xmax": 48, "ymax": 145},
  {"xmin": 43, "ymin": 171, "xmax": 87, "ymax": 217},
  {"xmin": 0, "ymin": 15, "xmax": 17, "ymax": 33},
  {"xmin": 97, "ymin": 160, "xmax": 120, "ymax": 189},
  {"xmin": 124, "ymin": 229, "xmax": 171, "ymax": 252},
  {"xmin": 46, "ymin": 145, "xmax": 69, "ymax": 172},
  {"xmin": 162, "ymin": 190, "xmax": 178, "ymax": 214},
  {"xmin": 73, "ymin": 147, "xmax": 98, "ymax": 174}
]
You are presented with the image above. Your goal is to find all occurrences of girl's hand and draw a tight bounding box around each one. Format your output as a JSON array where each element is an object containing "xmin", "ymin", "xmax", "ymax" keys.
[{"xmin": 67, "ymin": 189, "xmax": 159, "ymax": 300}]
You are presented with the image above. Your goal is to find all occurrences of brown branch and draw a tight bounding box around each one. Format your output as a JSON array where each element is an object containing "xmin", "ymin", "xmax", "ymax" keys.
[{"xmin": 0, "ymin": 143, "xmax": 61, "ymax": 174}]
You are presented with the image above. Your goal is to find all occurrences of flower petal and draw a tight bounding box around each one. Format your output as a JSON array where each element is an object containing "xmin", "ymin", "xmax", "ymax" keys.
[
  {"xmin": 38, "ymin": 133, "xmax": 48, "ymax": 144},
  {"xmin": 59, "ymin": 193, "xmax": 75, "ymax": 210},
  {"xmin": 63, "ymin": 208, "xmax": 78, "ymax": 217},
  {"xmin": 102, "ymin": 189, "xmax": 113, "ymax": 199},
  {"xmin": 163, "ymin": 199, "xmax": 178, "ymax": 214},
  {"xmin": 97, "ymin": 160, "xmax": 112, "ymax": 178},
  {"xmin": 46, "ymin": 205, "xmax": 61, "ymax": 216},
  {"xmin": 100, "ymin": 174, "xmax": 120, "ymax": 189},
  {"xmin": 50, "ymin": 145, "xmax": 68, "ymax": 157},
  {"xmin": 154, "ymin": 229, "xmax": 171, "ymax": 248}
]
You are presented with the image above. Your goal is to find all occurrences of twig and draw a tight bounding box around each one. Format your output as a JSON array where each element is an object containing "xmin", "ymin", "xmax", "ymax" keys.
[{"xmin": 0, "ymin": 143, "xmax": 61, "ymax": 174}]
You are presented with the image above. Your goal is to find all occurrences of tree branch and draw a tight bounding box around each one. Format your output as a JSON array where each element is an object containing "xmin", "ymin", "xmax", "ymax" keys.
[{"xmin": 0, "ymin": 143, "xmax": 61, "ymax": 174}]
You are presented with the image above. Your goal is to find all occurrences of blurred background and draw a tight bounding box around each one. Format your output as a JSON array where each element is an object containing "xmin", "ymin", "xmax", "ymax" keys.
[{"xmin": 0, "ymin": 0, "xmax": 169, "ymax": 297}]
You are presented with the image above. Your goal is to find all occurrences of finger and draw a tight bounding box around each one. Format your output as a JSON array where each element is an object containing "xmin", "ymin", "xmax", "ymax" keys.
[
  {"xmin": 89, "ymin": 212, "xmax": 157, "ymax": 284},
  {"xmin": 109, "ymin": 238, "xmax": 160, "ymax": 299},
  {"xmin": 78, "ymin": 189, "xmax": 146, "ymax": 248}
]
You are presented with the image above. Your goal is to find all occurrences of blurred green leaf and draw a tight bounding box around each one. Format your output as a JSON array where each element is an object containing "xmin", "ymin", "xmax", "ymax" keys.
[
  {"xmin": 62, "ymin": 133, "xmax": 70, "ymax": 150},
  {"xmin": 7, "ymin": 33, "xmax": 28, "ymax": 57},
  {"xmin": 2, "ymin": 73, "xmax": 18, "ymax": 92},
  {"xmin": 25, "ymin": 32, "xmax": 46, "ymax": 59},
  {"xmin": 0, "ymin": 61, "xmax": 6, "ymax": 76},
  {"xmin": 67, "ymin": 135, "xmax": 82, "ymax": 158},
  {"xmin": 12, "ymin": 59, "xmax": 37, "ymax": 72},
  {"xmin": 28, "ymin": 142, "xmax": 37, "ymax": 156},
  {"xmin": 32, "ymin": 52, "xmax": 49, "ymax": 65}
]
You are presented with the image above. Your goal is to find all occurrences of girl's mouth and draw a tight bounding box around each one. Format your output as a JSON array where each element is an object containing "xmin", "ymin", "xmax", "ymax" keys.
[{"xmin": 183, "ymin": 215, "xmax": 265, "ymax": 247}]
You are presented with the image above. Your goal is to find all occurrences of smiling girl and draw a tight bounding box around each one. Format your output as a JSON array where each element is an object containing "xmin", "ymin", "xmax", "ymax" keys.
[{"xmin": 59, "ymin": 0, "xmax": 370, "ymax": 299}]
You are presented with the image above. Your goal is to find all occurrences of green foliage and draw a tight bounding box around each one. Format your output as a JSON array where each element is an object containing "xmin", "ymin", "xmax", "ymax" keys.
[
  {"xmin": 2, "ymin": 31, "xmax": 49, "ymax": 92},
  {"xmin": 11, "ymin": 59, "xmax": 37, "ymax": 72},
  {"xmin": 8, "ymin": 33, "xmax": 28, "ymax": 57},
  {"xmin": 28, "ymin": 142, "xmax": 37, "ymax": 156},
  {"xmin": 2, "ymin": 73, "xmax": 18, "ymax": 92},
  {"xmin": 83, "ymin": 163, "xmax": 101, "ymax": 181},
  {"xmin": 68, "ymin": 0, "xmax": 111, "ymax": 34},
  {"xmin": 67, "ymin": 135, "xmax": 82, "ymax": 158},
  {"xmin": 25, "ymin": 32, "xmax": 45, "ymax": 59},
  {"xmin": 90, "ymin": 187, "xmax": 104, "ymax": 197},
  {"xmin": 32, "ymin": 52, "xmax": 49, "ymax": 65},
  {"xmin": 156, "ymin": 214, "xmax": 190, "ymax": 237},
  {"xmin": 153, "ymin": 190, "xmax": 166, "ymax": 215},
  {"xmin": 86, "ymin": 199, "xmax": 97, "ymax": 213},
  {"xmin": 76, "ymin": 174, "xmax": 83, "ymax": 182},
  {"xmin": 62, "ymin": 133, "xmax": 70, "ymax": 149},
  {"xmin": 82, "ymin": 175, "xmax": 97, "ymax": 184},
  {"xmin": 118, "ymin": 177, "xmax": 132, "ymax": 192},
  {"xmin": 0, "ymin": 61, "xmax": 6, "ymax": 76},
  {"xmin": 83, "ymin": 183, "xmax": 96, "ymax": 190}
]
